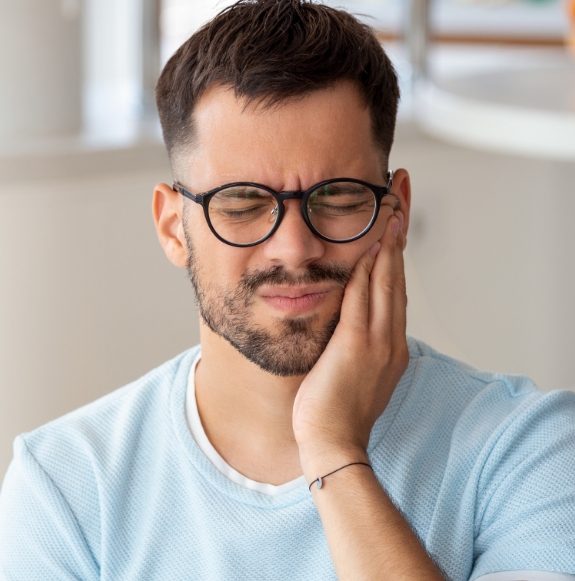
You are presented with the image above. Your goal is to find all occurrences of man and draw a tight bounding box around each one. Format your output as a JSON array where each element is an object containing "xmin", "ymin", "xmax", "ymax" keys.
[{"xmin": 1, "ymin": 0, "xmax": 574, "ymax": 579}]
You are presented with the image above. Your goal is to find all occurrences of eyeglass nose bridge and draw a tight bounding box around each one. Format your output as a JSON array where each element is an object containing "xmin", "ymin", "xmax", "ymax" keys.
[
  {"xmin": 276, "ymin": 190, "xmax": 305, "ymax": 201},
  {"xmin": 265, "ymin": 189, "xmax": 327, "ymax": 247},
  {"xmin": 273, "ymin": 189, "xmax": 318, "ymax": 224},
  {"xmin": 268, "ymin": 190, "xmax": 308, "ymax": 230}
]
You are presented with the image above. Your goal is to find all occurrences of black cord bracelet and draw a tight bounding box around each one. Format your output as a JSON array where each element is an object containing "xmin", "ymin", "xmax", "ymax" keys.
[{"xmin": 308, "ymin": 461, "xmax": 373, "ymax": 492}]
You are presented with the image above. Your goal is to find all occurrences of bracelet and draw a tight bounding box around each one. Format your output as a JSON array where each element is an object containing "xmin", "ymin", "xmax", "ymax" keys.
[{"xmin": 308, "ymin": 461, "xmax": 373, "ymax": 492}]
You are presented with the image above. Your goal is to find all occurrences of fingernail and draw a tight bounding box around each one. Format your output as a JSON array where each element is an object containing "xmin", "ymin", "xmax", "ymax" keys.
[
  {"xmin": 391, "ymin": 217, "xmax": 400, "ymax": 238},
  {"xmin": 369, "ymin": 242, "xmax": 381, "ymax": 257},
  {"xmin": 396, "ymin": 211, "xmax": 404, "ymax": 232}
]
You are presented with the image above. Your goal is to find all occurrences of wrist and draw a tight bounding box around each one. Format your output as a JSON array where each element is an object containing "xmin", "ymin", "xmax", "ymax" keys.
[{"xmin": 298, "ymin": 444, "xmax": 369, "ymax": 484}]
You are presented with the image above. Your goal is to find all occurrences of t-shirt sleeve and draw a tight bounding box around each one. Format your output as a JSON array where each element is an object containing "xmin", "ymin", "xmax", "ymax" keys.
[
  {"xmin": 0, "ymin": 437, "xmax": 99, "ymax": 581},
  {"xmin": 474, "ymin": 571, "xmax": 575, "ymax": 581},
  {"xmin": 470, "ymin": 390, "xmax": 575, "ymax": 580}
]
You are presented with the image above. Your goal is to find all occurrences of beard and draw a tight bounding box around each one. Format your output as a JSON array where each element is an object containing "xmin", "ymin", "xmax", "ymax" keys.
[{"xmin": 183, "ymin": 222, "xmax": 352, "ymax": 377}]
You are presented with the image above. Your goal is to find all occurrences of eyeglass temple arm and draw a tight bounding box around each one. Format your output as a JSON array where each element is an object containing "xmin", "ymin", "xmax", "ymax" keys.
[{"xmin": 173, "ymin": 182, "xmax": 203, "ymax": 204}]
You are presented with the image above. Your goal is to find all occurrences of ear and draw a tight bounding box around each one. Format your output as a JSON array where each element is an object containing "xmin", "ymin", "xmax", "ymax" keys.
[
  {"xmin": 390, "ymin": 168, "xmax": 411, "ymax": 241},
  {"xmin": 152, "ymin": 182, "xmax": 189, "ymax": 269}
]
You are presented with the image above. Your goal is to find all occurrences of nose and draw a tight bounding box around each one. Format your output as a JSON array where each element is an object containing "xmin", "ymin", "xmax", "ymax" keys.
[{"xmin": 262, "ymin": 199, "xmax": 325, "ymax": 268}]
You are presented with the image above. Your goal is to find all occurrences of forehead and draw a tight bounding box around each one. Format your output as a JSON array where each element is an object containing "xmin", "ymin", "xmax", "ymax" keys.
[{"xmin": 186, "ymin": 82, "xmax": 383, "ymax": 189}]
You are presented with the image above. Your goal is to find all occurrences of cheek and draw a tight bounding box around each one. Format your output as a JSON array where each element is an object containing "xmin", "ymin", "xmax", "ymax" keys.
[
  {"xmin": 198, "ymin": 249, "xmax": 251, "ymax": 289},
  {"xmin": 324, "ymin": 203, "xmax": 396, "ymax": 266},
  {"xmin": 189, "ymin": 232, "xmax": 255, "ymax": 288},
  {"xmin": 186, "ymin": 203, "xmax": 212, "ymax": 240},
  {"xmin": 186, "ymin": 205, "xmax": 260, "ymax": 279}
]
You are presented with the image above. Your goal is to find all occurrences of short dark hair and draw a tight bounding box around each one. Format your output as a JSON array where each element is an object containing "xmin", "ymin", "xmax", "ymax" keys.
[{"xmin": 156, "ymin": 0, "xmax": 400, "ymax": 172}]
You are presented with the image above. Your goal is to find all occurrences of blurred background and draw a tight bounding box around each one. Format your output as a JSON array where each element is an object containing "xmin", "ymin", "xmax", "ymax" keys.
[{"xmin": 1, "ymin": 0, "xmax": 574, "ymax": 479}]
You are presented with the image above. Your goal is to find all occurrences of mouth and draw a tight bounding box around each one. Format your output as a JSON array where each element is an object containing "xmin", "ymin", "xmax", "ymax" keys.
[{"xmin": 259, "ymin": 285, "xmax": 334, "ymax": 314}]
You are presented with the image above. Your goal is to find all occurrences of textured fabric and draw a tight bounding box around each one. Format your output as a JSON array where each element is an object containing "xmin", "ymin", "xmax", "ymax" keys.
[
  {"xmin": 185, "ymin": 350, "xmax": 306, "ymax": 496},
  {"xmin": 1, "ymin": 337, "xmax": 575, "ymax": 581},
  {"xmin": 475, "ymin": 572, "xmax": 575, "ymax": 581}
]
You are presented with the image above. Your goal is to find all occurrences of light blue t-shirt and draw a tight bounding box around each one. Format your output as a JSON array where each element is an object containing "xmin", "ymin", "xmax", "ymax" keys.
[{"xmin": 1, "ymin": 337, "xmax": 575, "ymax": 581}]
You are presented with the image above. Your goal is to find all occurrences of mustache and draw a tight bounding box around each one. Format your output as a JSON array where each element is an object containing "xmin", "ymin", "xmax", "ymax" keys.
[{"xmin": 240, "ymin": 262, "xmax": 352, "ymax": 296}]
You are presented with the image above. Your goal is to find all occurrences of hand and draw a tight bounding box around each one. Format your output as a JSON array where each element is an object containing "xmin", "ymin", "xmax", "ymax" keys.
[{"xmin": 293, "ymin": 212, "xmax": 409, "ymax": 479}]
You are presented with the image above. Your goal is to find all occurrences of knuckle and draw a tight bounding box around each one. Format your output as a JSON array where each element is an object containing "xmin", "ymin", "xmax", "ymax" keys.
[
  {"xmin": 356, "ymin": 287, "xmax": 370, "ymax": 308},
  {"xmin": 360, "ymin": 256, "xmax": 375, "ymax": 275},
  {"xmin": 350, "ymin": 260, "xmax": 369, "ymax": 282},
  {"xmin": 380, "ymin": 280, "xmax": 395, "ymax": 296}
]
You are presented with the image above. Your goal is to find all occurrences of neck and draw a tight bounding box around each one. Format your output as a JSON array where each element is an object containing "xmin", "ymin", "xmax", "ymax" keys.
[{"xmin": 194, "ymin": 319, "xmax": 305, "ymax": 485}]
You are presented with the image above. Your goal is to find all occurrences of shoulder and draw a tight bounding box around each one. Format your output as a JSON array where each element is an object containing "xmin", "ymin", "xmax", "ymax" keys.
[
  {"xmin": 402, "ymin": 336, "xmax": 575, "ymax": 461},
  {"xmin": 406, "ymin": 335, "xmax": 575, "ymax": 416},
  {"xmin": 1, "ymin": 347, "xmax": 199, "ymax": 567},
  {"xmin": 15, "ymin": 346, "xmax": 200, "ymax": 498}
]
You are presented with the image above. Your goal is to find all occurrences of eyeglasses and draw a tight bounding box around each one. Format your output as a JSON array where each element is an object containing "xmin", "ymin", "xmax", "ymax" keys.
[{"xmin": 173, "ymin": 171, "xmax": 393, "ymax": 247}]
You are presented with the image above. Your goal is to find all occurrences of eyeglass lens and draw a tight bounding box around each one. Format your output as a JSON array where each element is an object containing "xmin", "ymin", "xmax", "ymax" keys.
[
  {"xmin": 307, "ymin": 182, "xmax": 376, "ymax": 242},
  {"xmin": 207, "ymin": 182, "xmax": 377, "ymax": 245},
  {"xmin": 208, "ymin": 185, "xmax": 277, "ymax": 246}
]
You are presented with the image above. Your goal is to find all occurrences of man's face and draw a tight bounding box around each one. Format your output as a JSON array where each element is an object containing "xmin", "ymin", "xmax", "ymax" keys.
[{"xmin": 159, "ymin": 82, "xmax": 409, "ymax": 377}]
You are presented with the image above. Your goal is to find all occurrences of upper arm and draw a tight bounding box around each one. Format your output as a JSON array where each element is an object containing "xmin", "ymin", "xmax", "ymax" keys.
[
  {"xmin": 474, "ymin": 572, "xmax": 575, "ymax": 581},
  {"xmin": 470, "ymin": 392, "xmax": 575, "ymax": 580}
]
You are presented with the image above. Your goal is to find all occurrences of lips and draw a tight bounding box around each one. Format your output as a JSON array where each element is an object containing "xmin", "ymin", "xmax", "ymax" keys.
[
  {"xmin": 259, "ymin": 285, "xmax": 333, "ymax": 314},
  {"xmin": 261, "ymin": 285, "xmax": 330, "ymax": 299}
]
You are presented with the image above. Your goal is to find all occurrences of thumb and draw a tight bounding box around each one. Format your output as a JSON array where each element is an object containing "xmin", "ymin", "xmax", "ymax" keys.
[{"xmin": 339, "ymin": 242, "xmax": 381, "ymax": 330}]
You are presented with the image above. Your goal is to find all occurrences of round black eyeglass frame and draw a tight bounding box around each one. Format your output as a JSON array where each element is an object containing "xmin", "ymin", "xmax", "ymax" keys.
[{"xmin": 173, "ymin": 171, "xmax": 394, "ymax": 248}]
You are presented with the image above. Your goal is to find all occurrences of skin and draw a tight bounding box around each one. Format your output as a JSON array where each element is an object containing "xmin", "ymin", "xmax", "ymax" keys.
[{"xmin": 153, "ymin": 81, "xmax": 445, "ymax": 580}]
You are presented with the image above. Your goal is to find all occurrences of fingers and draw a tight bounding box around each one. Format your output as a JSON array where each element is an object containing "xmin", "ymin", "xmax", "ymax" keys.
[
  {"xmin": 369, "ymin": 212, "xmax": 408, "ymax": 341},
  {"xmin": 338, "ymin": 210, "xmax": 407, "ymax": 341},
  {"xmin": 339, "ymin": 241, "xmax": 381, "ymax": 331}
]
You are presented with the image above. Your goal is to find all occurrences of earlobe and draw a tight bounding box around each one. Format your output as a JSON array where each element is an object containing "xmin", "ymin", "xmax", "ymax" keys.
[{"xmin": 152, "ymin": 182, "xmax": 189, "ymax": 269}]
